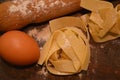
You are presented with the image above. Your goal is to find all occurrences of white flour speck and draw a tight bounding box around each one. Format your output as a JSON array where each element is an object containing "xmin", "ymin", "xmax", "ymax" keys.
[
  {"xmin": 9, "ymin": 0, "xmax": 70, "ymax": 16},
  {"xmin": 49, "ymin": 0, "xmax": 66, "ymax": 7},
  {"xmin": 9, "ymin": 0, "xmax": 32, "ymax": 16},
  {"xmin": 34, "ymin": 0, "xmax": 47, "ymax": 13}
]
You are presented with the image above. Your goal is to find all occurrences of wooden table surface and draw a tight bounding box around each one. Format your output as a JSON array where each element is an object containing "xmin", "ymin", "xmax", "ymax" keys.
[{"xmin": 0, "ymin": 0, "xmax": 120, "ymax": 80}]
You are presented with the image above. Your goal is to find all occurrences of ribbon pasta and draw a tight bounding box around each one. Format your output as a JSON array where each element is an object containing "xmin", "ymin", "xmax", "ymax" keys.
[
  {"xmin": 37, "ymin": 0, "xmax": 120, "ymax": 76},
  {"xmin": 80, "ymin": 0, "xmax": 120, "ymax": 42},
  {"xmin": 38, "ymin": 26, "xmax": 90, "ymax": 75}
]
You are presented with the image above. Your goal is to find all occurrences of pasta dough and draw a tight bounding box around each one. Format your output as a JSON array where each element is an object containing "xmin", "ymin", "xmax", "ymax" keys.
[
  {"xmin": 38, "ymin": 16, "xmax": 90, "ymax": 75},
  {"xmin": 38, "ymin": 27, "xmax": 90, "ymax": 75},
  {"xmin": 38, "ymin": 0, "xmax": 120, "ymax": 75},
  {"xmin": 80, "ymin": 0, "xmax": 120, "ymax": 42},
  {"xmin": 49, "ymin": 16, "xmax": 86, "ymax": 33}
]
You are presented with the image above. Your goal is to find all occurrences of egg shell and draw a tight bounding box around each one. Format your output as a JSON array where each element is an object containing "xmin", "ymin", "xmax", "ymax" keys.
[{"xmin": 0, "ymin": 30, "xmax": 40, "ymax": 66}]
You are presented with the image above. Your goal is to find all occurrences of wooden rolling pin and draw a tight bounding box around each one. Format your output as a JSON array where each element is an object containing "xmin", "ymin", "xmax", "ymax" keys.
[{"xmin": 0, "ymin": 0, "xmax": 81, "ymax": 32}]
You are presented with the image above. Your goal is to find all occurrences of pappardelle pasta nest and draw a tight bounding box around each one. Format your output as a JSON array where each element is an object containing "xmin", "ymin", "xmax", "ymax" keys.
[
  {"xmin": 38, "ymin": 16, "xmax": 90, "ymax": 75},
  {"xmin": 39, "ymin": 27, "xmax": 90, "ymax": 75}
]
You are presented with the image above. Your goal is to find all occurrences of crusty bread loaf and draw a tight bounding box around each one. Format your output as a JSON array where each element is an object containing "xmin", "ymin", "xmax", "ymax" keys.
[{"xmin": 0, "ymin": 0, "xmax": 81, "ymax": 32}]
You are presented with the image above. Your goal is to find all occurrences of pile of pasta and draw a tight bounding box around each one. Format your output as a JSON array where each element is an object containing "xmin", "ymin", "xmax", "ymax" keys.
[
  {"xmin": 38, "ymin": 0, "xmax": 120, "ymax": 75},
  {"xmin": 81, "ymin": 0, "xmax": 120, "ymax": 42},
  {"xmin": 38, "ymin": 17, "xmax": 90, "ymax": 75}
]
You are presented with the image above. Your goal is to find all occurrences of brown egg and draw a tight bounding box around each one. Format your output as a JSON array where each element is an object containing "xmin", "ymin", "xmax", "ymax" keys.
[{"xmin": 0, "ymin": 30, "xmax": 40, "ymax": 66}]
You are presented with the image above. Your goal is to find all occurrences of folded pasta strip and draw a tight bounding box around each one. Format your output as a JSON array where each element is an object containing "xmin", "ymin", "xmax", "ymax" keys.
[{"xmin": 80, "ymin": 0, "xmax": 120, "ymax": 42}]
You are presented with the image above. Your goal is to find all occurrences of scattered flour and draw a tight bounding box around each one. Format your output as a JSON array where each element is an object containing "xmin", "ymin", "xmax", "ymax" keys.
[
  {"xmin": 78, "ymin": 74, "xmax": 83, "ymax": 79},
  {"xmin": 37, "ymin": 66, "xmax": 48, "ymax": 77},
  {"xmin": 27, "ymin": 27, "xmax": 38, "ymax": 37},
  {"xmin": 9, "ymin": 0, "xmax": 70, "ymax": 16},
  {"xmin": 9, "ymin": 0, "xmax": 32, "ymax": 15},
  {"xmin": 49, "ymin": 0, "xmax": 67, "ymax": 8},
  {"xmin": 34, "ymin": 0, "xmax": 47, "ymax": 13},
  {"xmin": 27, "ymin": 25, "xmax": 51, "ymax": 42}
]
